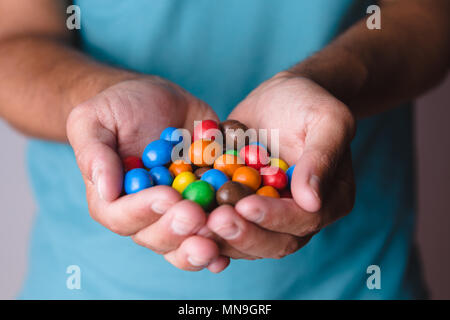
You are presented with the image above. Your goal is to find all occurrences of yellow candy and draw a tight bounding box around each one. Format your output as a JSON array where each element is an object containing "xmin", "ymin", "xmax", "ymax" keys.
[
  {"xmin": 172, "ymin": 171, "xmax": 196, "ymax": 193},
  {"xmin": 270, "ymin": 158, "xmax": 289, "ymax": 172}
]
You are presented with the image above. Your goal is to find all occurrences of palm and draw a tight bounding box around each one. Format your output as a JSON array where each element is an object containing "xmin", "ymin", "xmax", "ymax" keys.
[{"xmin": 91, "ymin": 78, "xmax": 218, "ymax": 158}]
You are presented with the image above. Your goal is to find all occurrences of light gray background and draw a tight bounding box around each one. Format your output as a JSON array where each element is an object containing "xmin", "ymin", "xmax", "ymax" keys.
[{"xmin": 1, "ymin": 75, "xmax": 449, "ymax": 299}]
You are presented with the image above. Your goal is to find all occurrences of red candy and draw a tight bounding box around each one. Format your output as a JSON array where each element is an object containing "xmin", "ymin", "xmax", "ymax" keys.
[
  {"xmin": 239, "ymin": 145, "xmax": 270, "ymax": 170},
  {"xmin": 123, "ymin": 156, "xmax": 144, "ymax": 172},
  {"xmin": 193, "ymin": 120, "xmax": 219, "ymax": 141},
  {"xmin": 262, "ymin": 167, "xmax": 288, "ymax": 190}
]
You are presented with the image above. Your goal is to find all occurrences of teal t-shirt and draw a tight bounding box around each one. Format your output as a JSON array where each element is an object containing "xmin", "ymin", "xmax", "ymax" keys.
[{"xmin": 20, "ymin": 0, "xmax": 427, "ymax": 299}]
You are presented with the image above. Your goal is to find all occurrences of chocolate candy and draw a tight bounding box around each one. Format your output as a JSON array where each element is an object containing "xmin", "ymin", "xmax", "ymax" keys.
[
  {"xmin": 172, "ymin": 171, "xmax": 197, "ymax": 193},
  {"xmin": 149, "ymin": 166, "xmax": 174, "ymax": 186},
  {"xmin": 123, "ymin": 156, "xmax": 143, "ymax": 172},
  {"xmin": 189, "ymin": 140, "xmax": 221, "ymax": 167},
  {"xmin": 124, "ymin": 168, "xmax": 154, "ymax": 194},
  {"xmin": 213, "ymin": 154, "xmax": 244, "ymax": 177},
  {"xmin": 239, "ymin": 145, "xmax": 270, "ymax": 170},
  {"xmin": 142, "ymin": 139, "xmax": 173, "ymax": 169},
  {"xmin": 232, "ymin": 166, "xmax": 261, "ymax": 191},
  {"xmin": 194, "ymin": 167, "xmax": 211, "ymax": 179},
  {"xmin": 169, "ymin": 160, "xmax": 192, "ymax": 176},
  {"xmin": 182, "ymin": 180, "xmax": 215, "ymax": 210},
  {"xmin": 193, "ymin": 120, "xmax": 219, "ymax": 141},
  {"xmin": 219, "ymin": 120, "xmax": 249, "ymax": 150},
  {"xmin": 201, "ymin": 168, "xmax": 229, "ymax": 191},
  {"xmin": 262, "ymin": 167, "xmax": 288, "ymax": 190},
  {"xmin": 256, "ymin": 185, "xmax": 280, "ymax": 198},
  {"xmin": 216, "ymin": 181, "xmax": 254, "ymax": 206},
  {"xmin": 270, "ymin": 158, "xmax": 289, "ymax": 172}
]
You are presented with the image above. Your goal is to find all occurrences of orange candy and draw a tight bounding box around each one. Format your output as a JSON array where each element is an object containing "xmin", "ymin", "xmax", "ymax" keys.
[
  {"xmin": 189, "ymin": 140, "xmax": 221, "ymax": 167},
  {"xmin": 256, "ymin": 185, "xmax": 280, "ymax": 198},
  {"xmin": 232, "ymin": 166, "xmax": 261, "ymax": 191},
  {"xmin": 214, "ymin": 154, "xmax": 244, "ymax": 177},
  {"xmin": 169, "ymin": 160, "xmax": 192, "ymax": 176}
]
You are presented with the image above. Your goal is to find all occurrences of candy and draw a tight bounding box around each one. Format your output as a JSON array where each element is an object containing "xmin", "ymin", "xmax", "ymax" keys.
[
  {"xmin": 224, "ymin": 149, "xmax": 238, "ymax": 157},
  {"xmin": 219, "ymin": 120, "xmax": 249, "ymax": 150},
  {"xmin": 194, "ymin": 167, "xmax": 211, "ymax": 179},
  {"xmin": 249, "ymin": 141, "xmax": 267, "ymax": 150},
  {"xmin": 232, "ymin": 166, "xmax": 261, "ymax": 191},
  {"xmin": 142, "ymin": 139, "xmax": 173, "ymax": 169},
  {"xmin": 193, "ymin": 120, "xmax": 219, "ymax": 141},
  {"xmin": 123, "ymin": 156, "xmax": 143, "ymax": 172},
  {"xmin": 169, "ymin": 160, "xmax": 192, "ymax": 176},
  {"xmin": 182, "ymin": 180, "xmax": 215, "ymax": 210},
  {"xmin": 262, "ymin": 167, "xmax": 288, "ymax": 190},
  {"xmin": 286, "ymin": 165, "xmax": 296, "ymax": 187},
  {"xmin": 213, "ymin": 154, "xmax": 244, "ymax": 177},
  {"xmin": 172, "ymin": 171, "xmax": 197, "ymax": 193},
  {"xmin": 149, "ymin": 166, "xmax": 174, "ymax": 186},
  {"xmin": 124, "ymin": 168, "xmax": 154, "ymax": 194},
  {"xmin": 256, "ymin": 185, "xmax": 280, "ymax": 198},
  {"xmin": 189, "ymin": 140, "xmax": 221, "ymax": 167},
  {"xmin": 270, "ymin": 158, "xmax": 289, "ymax": 172},
  {"xmin": 160, "ymin": 127, "xmax": 183, "ymax": 145},
  {"xmin": 239, "ymin": 145, "xmax": 270, "ymax": 170},
  {"xmin": 201, "ymin": 168, "xmax": 229, "ymax": 191},
  {"xmin": 216, "ymin": 181, "xmax": 254, "ymax": 206}
]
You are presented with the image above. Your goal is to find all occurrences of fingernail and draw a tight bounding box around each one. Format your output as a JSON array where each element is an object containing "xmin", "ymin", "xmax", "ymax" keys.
[
  {"xmin": 241, "ymin": 207, "xmax": 265, "ymax": 223},
  {"xmin": 309, "ymin": 174, "xmax": 321, "ymax": 200},
  {"xmin": 93, "ymin": 167, "xmax": 105, "ymax": 200},
  {"xmin": 171, "ymin": 212, "xmax": 200, "ymax": 235},
  {"xmin": 214, "ymin": 222, "xmax": 240, "ymax": 240},
  {"xmin": 187, "ymin": 255, "xmax": 210, "ymax": 267},
  {"xmin": 151, "ymin": 201, "xmax": 171, "ymax": 214}
]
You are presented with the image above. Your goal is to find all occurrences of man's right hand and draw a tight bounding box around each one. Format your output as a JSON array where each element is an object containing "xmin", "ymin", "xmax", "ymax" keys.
[{"xmin": 67, "ymin": 76, "xmax": 230, "ymax": 273}]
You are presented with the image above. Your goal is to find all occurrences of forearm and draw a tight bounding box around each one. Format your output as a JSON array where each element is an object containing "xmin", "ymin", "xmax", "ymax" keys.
[
  {"xmin": 288, "ymin": 0, "xmax": 450, "ymax": 118},
  {"xmin": 0, "ymin": 36, "xmax": 138, "ymax": 141}
]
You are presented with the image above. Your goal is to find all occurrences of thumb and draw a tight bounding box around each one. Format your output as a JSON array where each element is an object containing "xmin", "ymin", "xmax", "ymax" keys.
[
  {"xmin": 291, "ymin": 115, "xmax": 354, "ymax": 213},
  {"xmin": 67, "ymin": 104, "xmax": 123, "ymax": 202}
]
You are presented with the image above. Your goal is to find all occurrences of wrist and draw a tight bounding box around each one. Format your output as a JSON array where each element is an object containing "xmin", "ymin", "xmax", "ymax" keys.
[{"xmin": 282, "ymin": 45, "xmax": 368, "ymax": 112}]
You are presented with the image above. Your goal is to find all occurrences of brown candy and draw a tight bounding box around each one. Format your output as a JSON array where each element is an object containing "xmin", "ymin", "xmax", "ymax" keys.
[
  {"xmin": 194, "ymin": 166, "xmax": 212, "ymax": 179},
  {"xmin": 219, "ymin": 120, "xmax": 250, "ymax": 150},
  {"xmin": 216, "ymin": 181, "xmax": 254, "ymax": 206}
]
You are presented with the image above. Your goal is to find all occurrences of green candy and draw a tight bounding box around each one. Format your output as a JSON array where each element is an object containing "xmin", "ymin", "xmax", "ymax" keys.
[
  {"xmin": 182, "ymin": 180, "xmax": 215, "ymax": 210},
  {"xmin": 225, "ymin": 149, "xmax": 238, "ymax": 157}
]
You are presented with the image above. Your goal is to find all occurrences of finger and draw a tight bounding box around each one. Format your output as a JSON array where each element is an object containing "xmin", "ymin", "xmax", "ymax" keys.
[
  {"xmin": 67, "ymin": 103, "xmax": 123, "ymax": 202},
  {"xmin": 236, "ymin": 152, "xmax": 355, "ymax": 236},
  {"xmin": 207, "ymin": 256, "xmax": 231, "ymax": 273},
  {"xmin": 197, "ymin": 226, "xmax": 257, "ymax": 260},
  {"xmin": 164, "ymin": 236, "xmax": 220, "ymax": 271},
  {"xmin": 132, "ymin": 200, "xmax": 206, "ymax": 254},
  {"xmin": 291, "ymin": 110, "xmax": 354, "ymax": 212},
  {"xmin": 88, "ymin": 185, "xmax": 182, "ymax": 236},
  {"xmin": 207, "ymin": 205, "xmax": 306, "ymax": 259}
]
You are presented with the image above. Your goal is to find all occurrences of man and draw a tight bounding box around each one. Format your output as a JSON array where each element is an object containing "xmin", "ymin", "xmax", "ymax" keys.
[{"xmin": 0, "ymin": 0, "xmax": 448, "ymax": 299}]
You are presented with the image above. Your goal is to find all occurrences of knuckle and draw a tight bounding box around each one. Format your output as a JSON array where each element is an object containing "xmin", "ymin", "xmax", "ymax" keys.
[{"xmin": 104, "ymin": 215, "xmax": 131, "ymax": 236}]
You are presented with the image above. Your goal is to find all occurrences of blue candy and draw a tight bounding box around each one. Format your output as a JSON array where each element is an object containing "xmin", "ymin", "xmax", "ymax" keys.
[
  {"xmin": 149, "ymin": 166, "xmax": 174, "ymax": 186},
  {"xmin": 124, "ymin": 168, "xmax": 154, "ymax": 194},
  {"xmin": 286, "ymin": 165, "xmax": 296, "ymax": 187},
  {"xmin": 142, "ymin": 139, "xmax": 173, "ymax": 168},
  {"xmin": 249, "ymin": 141, "xmax": 267, "ymax": 149},
  {"xmin": 160, "ymin": 127, "xmax": 183, "ymax": 145},
  {"xmin": 201, "ymin": 169, "xmax": 229, "ymax": 191}
]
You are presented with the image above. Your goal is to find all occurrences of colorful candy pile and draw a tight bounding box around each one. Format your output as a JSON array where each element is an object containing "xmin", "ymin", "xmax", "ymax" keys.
[{"xmin": 122, "ymin": 120, "xmax": 296, "ymax": 211}]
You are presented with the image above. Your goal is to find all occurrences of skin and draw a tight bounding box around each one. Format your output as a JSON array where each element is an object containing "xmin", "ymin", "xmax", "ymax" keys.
[{"xmin": 0, "ymin": 0, "xmax": 449, "ymax": 269}]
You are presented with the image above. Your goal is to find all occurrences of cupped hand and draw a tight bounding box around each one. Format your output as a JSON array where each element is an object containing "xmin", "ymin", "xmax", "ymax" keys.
[
  {"xmin": 67, "ymin": 76, "xmax": 229, "ymax": 273},
  {"xmin": 207, "ymin": 73, "xmax": 356, "ymax": 260}
]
